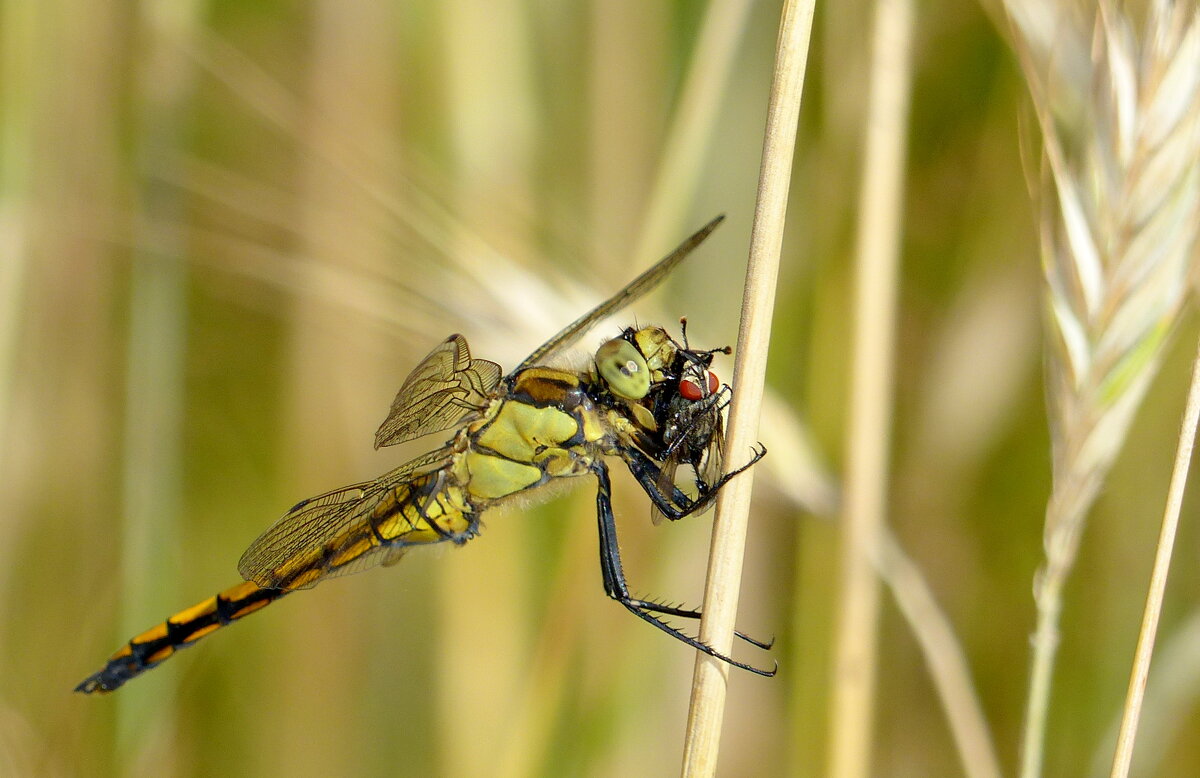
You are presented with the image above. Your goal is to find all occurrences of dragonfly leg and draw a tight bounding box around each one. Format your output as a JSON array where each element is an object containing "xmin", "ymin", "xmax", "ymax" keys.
[
  {"xmin": 406, "ymin": 472, "xmax": 480, "ymax": 545},
  {"xmin": 623, "ymin": 444, "xmax": 767, "ymax": 522},
  {"xmin": 622, "ymin": 448, "xmax": 698, "ymax": 518},
  {"xmin": 621, "ymin": 597, "xmax": 774, "ymax": 650},
  {"xmin": 591, "ymin": 462, "xmax": 775, "ymax": 676}
]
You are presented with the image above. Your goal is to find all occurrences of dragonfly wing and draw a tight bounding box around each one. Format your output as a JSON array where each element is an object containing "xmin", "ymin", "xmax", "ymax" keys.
[
  {"xmin": 237, "ymin": 481, "xmax": 379, "ymax": 589},
  {"xmin": 238, "ymin": 447, "xmax": 452, "ymax": 589},
  {"xmin": 510, "ymin": 215, "xmax": 724, "ymax": 375},
  {"xmin": 375, "ymin": 334, "xmax": 501, "ymax": 448}
]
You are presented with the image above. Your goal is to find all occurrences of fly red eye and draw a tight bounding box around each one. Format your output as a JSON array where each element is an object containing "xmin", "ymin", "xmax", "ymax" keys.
[{"xmin": 679, "ymin": 371, "xmax": 719, "ymax": 401}]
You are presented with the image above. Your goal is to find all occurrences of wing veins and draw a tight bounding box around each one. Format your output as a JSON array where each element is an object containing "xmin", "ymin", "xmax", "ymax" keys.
[
  {"xmin": 511, "ymin": 215, "xmax": 724, "ymax": 375},
  {"xmin": 375, "ymin": 334, "xmax": 501, "ymax": 449},
  {"xmin": 238, "ymin": 447, "xmax": 452, "ymax": 588}
]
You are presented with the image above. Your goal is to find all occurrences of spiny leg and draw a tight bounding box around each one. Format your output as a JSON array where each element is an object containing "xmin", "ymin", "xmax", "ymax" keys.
[
  {"xmin": 623, "ymin": 444, "xmax": 767, "ymax": 522},
  {"xmin": 617, "ymin": 448, "xmax": 774, "ymax": 649},
  {"xmin": 591, "ymin": 461, "xmax": 775, "ymax": 676},
  {"xmin": 621, "ymin": 597, "xmax": 774, "ymax": 650}
]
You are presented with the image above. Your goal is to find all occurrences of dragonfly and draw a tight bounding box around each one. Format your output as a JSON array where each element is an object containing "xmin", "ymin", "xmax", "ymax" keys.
[{"xmin": 76, "ymin": 214, "xmax": 772, "ymax": 694}]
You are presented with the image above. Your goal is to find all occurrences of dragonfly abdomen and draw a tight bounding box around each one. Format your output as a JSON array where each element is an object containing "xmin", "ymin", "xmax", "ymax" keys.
[
  {"xmin": 75, "ymin": 581, "xmax": 281, "ymax": 694},
  {"xmin": 265, "ymin": 471, "xmax": 479, "ymax": 591},
  {"xmin": 77, "ymin": 475, "xmax": 479, "ymax": 694}
]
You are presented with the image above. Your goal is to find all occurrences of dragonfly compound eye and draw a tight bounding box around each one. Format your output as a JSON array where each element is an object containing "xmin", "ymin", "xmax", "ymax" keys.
[{"xmin": 596, "ymin": 338, "xmax": 651, "ymax": 399}]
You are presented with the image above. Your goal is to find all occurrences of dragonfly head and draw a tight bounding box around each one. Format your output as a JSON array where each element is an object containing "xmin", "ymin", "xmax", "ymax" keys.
[
  {"xmin": 595, "ymin": 337, "xmax": 653, "ymax": 400},
  {"xmin": 595, "ymin": 325, "xmax": 679, "ymax": 401},
  {"xmin": 596, "ymin": 324, "xmax": 729, "ymax": 404}
]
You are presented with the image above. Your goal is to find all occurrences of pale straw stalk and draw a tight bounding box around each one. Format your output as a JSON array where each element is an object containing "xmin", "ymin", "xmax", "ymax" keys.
[
  {"xmin": 1109, "ymin": 333, "xmax": 1200, "ymax": 777},
  {"xmin": 680, "ymin": 0, "xmax": 815, "ymax": 774},
  {"xmin": 826, "ymin": 0, "xmax": 914, "ymax": 776}
]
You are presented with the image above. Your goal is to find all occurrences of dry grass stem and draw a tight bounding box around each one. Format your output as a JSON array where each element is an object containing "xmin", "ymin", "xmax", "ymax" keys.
[
  {"xmin": 630, "ymin": 0, "xmax": 755, "ymax": 261},
  {"xmin": 1093, "ymin": 607, "xmax": 1200, "ymax": 777},
  {"xmin": 873, "ymin": 530, "xmax": 1003, "ymax": 778},
  {"xmin": 827, "ymin": 0, "xmax": 914, "ymax": 776},
  {"xmin": 1004, "ymin": 3, "xmax": 1200, "ymax": 775},
  {"xmin": 680, "ymin": 0, "xmax": 815, "ymax": 774},
  {"xmin": 114, "ymin": 4, "xmax": 204, "ymax": 768},
  {"xmin": 1110, "ymin": 332, "xmax": 1200, "ymax": 776}
]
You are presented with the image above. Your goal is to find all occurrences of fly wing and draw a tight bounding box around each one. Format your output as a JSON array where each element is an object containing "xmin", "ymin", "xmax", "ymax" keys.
[
  {"xmin": 651, "ymin": 452, "xmax": 682, "ymax": 526},
  {"xmin": 375, "ymin": 334, "xmax": 501, "ymax": 448},
  {"xmin": 693, "ymin": 391, "xmax": 728, "ymax": 500},
  {"xmin": 699, "ymin": 411, "xmax": 727, "ymax": 489},
  {"xmin": 510, "ymin": 215, "xmax": 724, "ymax": 375},
  {"xmin": 238, "ymin": 447, "xmax": 452, "ymax": 589}
]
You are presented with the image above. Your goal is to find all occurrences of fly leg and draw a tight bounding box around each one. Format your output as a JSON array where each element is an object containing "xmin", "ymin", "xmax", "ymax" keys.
[
  {"xmin": 592, "ymin": 461, "xmax": 776, "ymax": 676},
  {"xmin": 623, "ymin": 445, "xmax": 767, "ymax": 521}
]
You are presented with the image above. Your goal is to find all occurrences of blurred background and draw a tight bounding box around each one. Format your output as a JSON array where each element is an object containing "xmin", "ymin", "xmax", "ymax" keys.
[{"xmin": 3, "ymin": 0, "xmax": 1199, "ymax": 775}]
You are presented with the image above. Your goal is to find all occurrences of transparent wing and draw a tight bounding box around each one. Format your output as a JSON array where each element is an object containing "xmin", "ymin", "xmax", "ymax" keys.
[
  {"xmin": 698, "ymin": 413, "xmax": 727, "ymax": 493},
  {"xmin": 511, "ymin": 215, "xmax": 724, "ymax": 375},
  {"xmin": 375, "ymin": 334, "xmax": 501, "ymax": 448},
  {"xmin": 692, "ymin": 388, "xmax": 728, "ymax": 494},
  {"xmin": 651, "ymin": 453, "xmax": 683, "ymax": 526},
  {"xmin": 238, "ymin": 447, "xmax": 452, "ymax": 589}
]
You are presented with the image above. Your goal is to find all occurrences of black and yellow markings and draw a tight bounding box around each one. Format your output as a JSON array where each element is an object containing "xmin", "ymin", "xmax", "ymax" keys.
[
  {"xmin": 370, "ymin": 476, "xmax": 474, "ymax": 543},
  {"xmin": 263, "ymin": 477, "xmax": 450, "ymax": 588},
  {"xmin": 579, "ymin": 408, "xmax": 606, "ymax": 444},
  {"xmin": 409, "ymin": 480, "xmax": 474, "ymax": 539},
  {"xmin": 76, "ymin": 580, "xmax": 280, "ymax": 693},
  {"xmin": 324, "ymin": 536, "xmax": 375, "ymax": 570},
  {"xmin": 507, "ymin": 368, "xmax": 581, "ymax": 407},
  {"xmin": 631, "ymin": 327, "xmax": 674, "ymax": 373}
]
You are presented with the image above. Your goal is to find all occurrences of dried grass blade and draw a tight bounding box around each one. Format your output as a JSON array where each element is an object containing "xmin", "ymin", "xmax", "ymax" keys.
[
  {"xmin": 1109, "ymin": 333, "xmax": 1200, "ymax": 776},
  {"xmin": 680, "ymin": 0, "xmax": 815, "ymax": 774}
]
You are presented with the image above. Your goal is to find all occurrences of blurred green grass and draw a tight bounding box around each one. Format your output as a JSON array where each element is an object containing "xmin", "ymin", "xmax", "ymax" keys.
[{"xmin": 3, "ymin": 0, "xmax": 1200, "ymax": 775}]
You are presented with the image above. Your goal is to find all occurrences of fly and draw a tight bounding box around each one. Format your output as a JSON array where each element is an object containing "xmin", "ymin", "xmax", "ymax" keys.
[{"xmin": 76, "ymin": 215, "xmax": 772, "ymax": 694}]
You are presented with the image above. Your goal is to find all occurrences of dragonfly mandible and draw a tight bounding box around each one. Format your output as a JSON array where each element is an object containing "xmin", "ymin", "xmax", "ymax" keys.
[{"xmin": 76, "ymin": 215, "xmax": 772, "ymax": 693}]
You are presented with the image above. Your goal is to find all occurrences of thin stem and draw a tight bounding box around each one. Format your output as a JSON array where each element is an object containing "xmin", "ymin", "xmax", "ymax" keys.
[
  {"xmin": 679, "ymin": 0, "xmax": 814, "ymax": 774},
  {"xmin": 874, "ymin": 530, "xmax": 1003, "ymax": 778},
  {"xmin": 827, "ymin": 0, "xmax": 914, "ymax": 775},
  {"xmin": 1109, "ymin": 333, "xmax": 1200, "ymax": 777},
  {"xmin": 631, "ymin": 0, "xmax": 755, "ymax": 261},
  {"xmin": 117, "ymin": 0, "xmax": 200, "ymax": 763}
]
